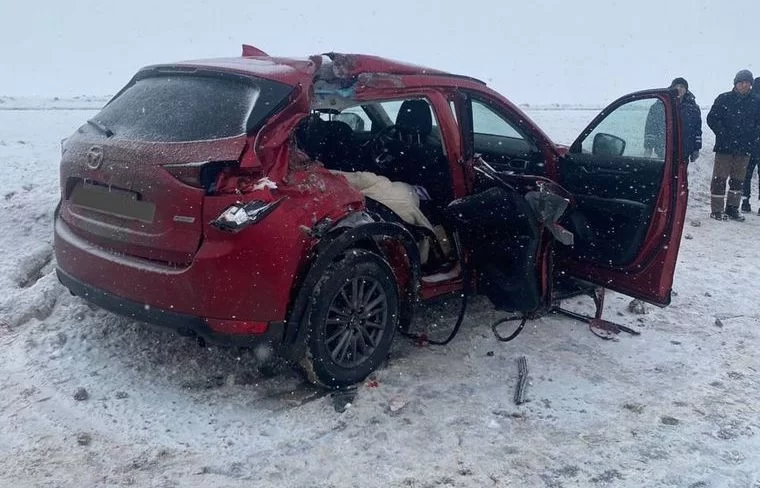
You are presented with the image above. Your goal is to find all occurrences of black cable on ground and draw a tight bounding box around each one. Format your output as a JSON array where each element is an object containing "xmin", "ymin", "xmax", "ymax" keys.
[
  {"xmin": 402, "ymin": 232, "xmax": 469, "ymax": 346},
  {"xmin": 491, "ymin": 315, "xmax": 528, "ymax": 342}
]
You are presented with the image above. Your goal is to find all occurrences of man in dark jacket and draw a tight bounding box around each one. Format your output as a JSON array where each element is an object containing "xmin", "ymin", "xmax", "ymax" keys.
[
  {"xmin": 706, "ymin": 70, "xmax": 760, "ymax": 221},
  {"xmin": 740, "ymin": 76, "xmax": 760, "ymax": 213},
  {"xmin": 644, "ymin": 77, "xmax": 702, "ymax": 162}
]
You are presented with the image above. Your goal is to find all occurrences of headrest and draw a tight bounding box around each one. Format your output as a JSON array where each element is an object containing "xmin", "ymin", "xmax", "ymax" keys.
[{"xmin": 395, "ymin": 99, "xmax": 432, "ymax": 137}]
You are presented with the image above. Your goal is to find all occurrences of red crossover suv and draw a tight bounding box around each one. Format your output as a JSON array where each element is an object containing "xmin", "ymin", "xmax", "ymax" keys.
[{"xmin": 55, "ymin": 46, "xmax": 688, "ymax": 387}]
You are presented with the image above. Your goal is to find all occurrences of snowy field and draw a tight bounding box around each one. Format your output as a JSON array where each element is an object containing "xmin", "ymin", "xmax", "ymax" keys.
[{"xmin": 1, "ymin": 98, "xmax": 760, "ymax": 488}]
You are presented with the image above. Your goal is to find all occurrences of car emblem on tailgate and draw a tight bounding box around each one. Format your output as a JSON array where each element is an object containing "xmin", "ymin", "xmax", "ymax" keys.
[{"xmin": 86, "ymin": 146, "xmax": 104, "ymax": 170}]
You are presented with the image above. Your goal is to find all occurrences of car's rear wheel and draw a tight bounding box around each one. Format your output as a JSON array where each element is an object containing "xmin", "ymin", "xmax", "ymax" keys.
[{"xmin": 298, "ymin": 249, "xmax": 399, "ymax": 388}]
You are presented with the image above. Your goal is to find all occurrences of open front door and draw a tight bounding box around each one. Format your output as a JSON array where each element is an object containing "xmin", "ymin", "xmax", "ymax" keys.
[{"xmin": 556, "ymin": 89, "xmax": 688, "ymax": 305}]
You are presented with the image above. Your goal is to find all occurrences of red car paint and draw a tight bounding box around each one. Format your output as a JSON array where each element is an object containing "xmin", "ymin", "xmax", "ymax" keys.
[
  {"xmin": 54, "ymin": 48, "xmax": 686, "ymax": 348},
  {"xmin": 56, "ymin": 164, "xmax": 363, "ymax": 325}
]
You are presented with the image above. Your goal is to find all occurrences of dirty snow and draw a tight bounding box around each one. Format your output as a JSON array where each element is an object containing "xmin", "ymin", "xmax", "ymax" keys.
[{"xmin": 1, "ymin": 99, "xmax": 759, "ymax": 488}]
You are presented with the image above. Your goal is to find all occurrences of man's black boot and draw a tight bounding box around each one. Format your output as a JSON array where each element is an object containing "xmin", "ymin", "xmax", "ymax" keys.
[{"xmin": 726, "ymin": 206, "xmax": 746, "ymax": 222}]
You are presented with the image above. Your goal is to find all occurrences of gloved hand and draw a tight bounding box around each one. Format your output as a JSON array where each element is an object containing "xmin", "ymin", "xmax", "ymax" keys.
[{"xmin": 690, "ymin": 150, "xmax": 700, "ymax": 162}]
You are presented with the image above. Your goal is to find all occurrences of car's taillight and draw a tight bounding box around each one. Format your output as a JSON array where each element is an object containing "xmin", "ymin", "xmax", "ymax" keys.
[
  {"xmin": 210, "ymin": 198, "xmax": 284, "ymax": 232},
  {"xmin": 162, "ymin": 161, "xmax": 237, "ymax": 193}
]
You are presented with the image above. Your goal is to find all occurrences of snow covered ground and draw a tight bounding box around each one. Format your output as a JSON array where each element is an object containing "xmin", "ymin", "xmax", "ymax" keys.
[{"xmin": 1, "ymin": 99, "xmax": 759, "ymax": 488}]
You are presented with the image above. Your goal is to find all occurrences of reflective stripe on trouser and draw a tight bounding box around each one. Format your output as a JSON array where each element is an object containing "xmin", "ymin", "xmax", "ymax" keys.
[{"xmin": 711, "ymin": 153, "xmax": 750, "ymax": 212}]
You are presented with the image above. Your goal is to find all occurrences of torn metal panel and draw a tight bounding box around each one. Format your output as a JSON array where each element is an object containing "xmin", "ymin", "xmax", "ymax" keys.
[
  {"xmin": 241, "ymin": 44, "xmax": 268, "ymax": 57},
  {"xmin": 324, "ymin": 52, "xmax": 448, "ymax": 79},
  {"xmin": 524, "ymin": 182, "xmax": 574, "ymax": 246},
  {"xmin": 355, "ymin": 72, "xmax": 405, "ymax": 89}
]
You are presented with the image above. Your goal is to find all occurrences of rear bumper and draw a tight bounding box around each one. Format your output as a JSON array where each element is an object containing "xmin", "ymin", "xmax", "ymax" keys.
[
  {"xmin": 54, "ymin": 213, "xmax": 301, "ymax": 315},
  {"xmin": 57, "ymin": 268, "xmax": 284, "ymax": 347},
  {"xmin": 53, "ymin": 211, "xmax": 298, "ymax": 345}
]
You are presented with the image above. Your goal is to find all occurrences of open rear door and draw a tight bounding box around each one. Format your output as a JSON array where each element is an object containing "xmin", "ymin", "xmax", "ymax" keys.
[
  {"xmin": 446, "ymin": 164, "xmax": 573, "ymax": 314},
  {"xmin": 556, "ymin": 89, "xmax": 687, "ymax": 305}
]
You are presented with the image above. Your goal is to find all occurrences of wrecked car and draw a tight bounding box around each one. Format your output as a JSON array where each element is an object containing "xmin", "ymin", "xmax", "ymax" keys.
[{"xmin": 54, "ymin": 45, "xmax": 688, "ymax": 387}]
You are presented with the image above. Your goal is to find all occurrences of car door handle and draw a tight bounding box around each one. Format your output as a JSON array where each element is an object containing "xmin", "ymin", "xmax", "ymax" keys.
[
  {"xmin": 580, "ymin": 165, "xmax": 626, "ymax": 176},
  {"xmin": 596, "ymin": 168, "xmax": 628, "ymax": 176},
  {"xmin": 507, "ymin": 159, "xmax": 529, "ymax": 170}
]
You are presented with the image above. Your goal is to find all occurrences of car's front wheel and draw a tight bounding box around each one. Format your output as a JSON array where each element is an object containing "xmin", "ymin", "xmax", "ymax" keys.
[{"xmin": 298, "ymin": 249, "xmax": 399, "ymax": 388}]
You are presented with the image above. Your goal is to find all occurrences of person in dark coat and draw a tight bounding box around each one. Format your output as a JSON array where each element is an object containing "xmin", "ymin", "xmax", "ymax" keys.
[
  {"xmin": 740, "ymin": 76, "xmax": 760, "ymax": 213},
  {"xmin": 644, "ymin": 77, "xmax": 702, "ymax": 162},
  {"xmin": 706, "ymin": 70, "xmax": 760, "ymax": 221}
]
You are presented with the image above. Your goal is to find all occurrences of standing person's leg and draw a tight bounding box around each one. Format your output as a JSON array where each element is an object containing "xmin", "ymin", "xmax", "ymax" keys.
[
  {"xmin": 741, "ymin": 156, "xmax": 757, "ymax": 211},
  {"xmin": 726, "ymin": 154, "xmax": 750, "ymax": 221},
  {"xmin": 711, "ymin": 153, "xmax": 732, "ymax": 218},
  {"xmin": 753, "ymin": 155, "xmax": 760, "ymax": 214}
]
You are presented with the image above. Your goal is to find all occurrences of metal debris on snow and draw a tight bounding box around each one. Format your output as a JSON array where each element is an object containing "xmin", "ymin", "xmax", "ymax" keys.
[
  {"xmin": 627, "ymin": 299, "xmax": 649, "ymax": 315},
  {"xmin": 73, "ymin": 387, "xmax": 89, "ymax": 401},
  {"xmin": 514, "ymin": 356, "xmax": 529, "ymax": 405}
]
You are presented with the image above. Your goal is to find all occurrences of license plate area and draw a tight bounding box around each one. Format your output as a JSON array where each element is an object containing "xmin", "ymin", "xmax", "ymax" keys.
[{"xmin": 69, "ymin": 180, "xmax": 156, "ymax": 223}]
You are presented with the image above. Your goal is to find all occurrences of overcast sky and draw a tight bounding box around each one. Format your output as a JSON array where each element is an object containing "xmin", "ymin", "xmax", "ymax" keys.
[{"xmin": 2, "ymin": 0, "xmax": 758, "ymax": 105}]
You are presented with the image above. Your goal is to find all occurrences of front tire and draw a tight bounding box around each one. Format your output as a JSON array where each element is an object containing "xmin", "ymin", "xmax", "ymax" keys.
[{"xmin": 298, "ymin": 249, "xmax": 399, "ymax": 388}]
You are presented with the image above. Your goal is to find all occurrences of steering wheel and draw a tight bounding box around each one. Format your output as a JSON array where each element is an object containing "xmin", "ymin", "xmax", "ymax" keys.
[{"xmin": 363, "ymin": 125, "xmax": 400, "ymax": 168}]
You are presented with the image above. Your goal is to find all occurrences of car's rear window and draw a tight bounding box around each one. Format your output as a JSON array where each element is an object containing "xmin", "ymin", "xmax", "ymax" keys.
[{"xmin": 92, "ymin": 73, "xmax": 292, "ymax": 142}]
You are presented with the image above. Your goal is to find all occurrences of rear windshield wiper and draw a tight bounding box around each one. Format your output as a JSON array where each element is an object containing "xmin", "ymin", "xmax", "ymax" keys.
[{"xmin": 87, "ymin": 119, "xmax": 114, "ymax": 137}]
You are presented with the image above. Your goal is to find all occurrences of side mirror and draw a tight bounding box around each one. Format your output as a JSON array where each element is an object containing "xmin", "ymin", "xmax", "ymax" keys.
[
  {"xmin": 592, "ymin": 132, "xmax": 626, "ymax": 157},
  {"xmin": 334, "ymin": 113, "xmax": 365, "ymax": 132}
]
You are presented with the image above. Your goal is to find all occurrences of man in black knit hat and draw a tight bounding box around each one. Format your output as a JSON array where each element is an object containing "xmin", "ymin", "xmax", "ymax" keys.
[
  {"xmin": 645, "ymin": 77, "xmax": 702, "ymax": 164},
  {"xmin": 706, "ymin": 70, "xmax": 760, "ymax": 221},
  {"xmin": 740, "ymin": 76, "xmax": 760, "ymax": 213}
]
